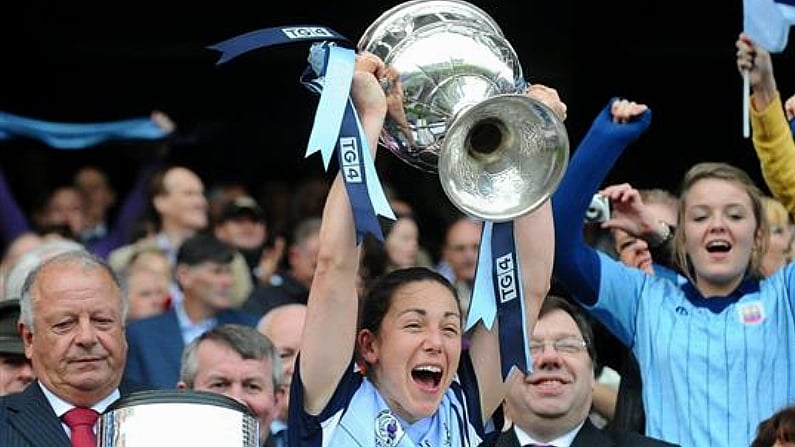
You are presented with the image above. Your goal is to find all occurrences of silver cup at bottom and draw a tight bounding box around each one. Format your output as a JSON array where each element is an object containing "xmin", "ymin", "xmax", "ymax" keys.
[{"xmin": 98, "ymin": 389, "xmax": 259, "ymax": 447}]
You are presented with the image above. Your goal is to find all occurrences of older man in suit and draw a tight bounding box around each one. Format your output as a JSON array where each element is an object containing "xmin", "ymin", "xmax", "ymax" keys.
[
  {"xmin": 0, "ymin": 250, "xmax": 128, "ymax": 447},
  {"xmin": 482, "ymin": 295, "xmax": 677, "ymax": 447},
  {"xmin": 123, "ymin": 232, "xmax": 258, "ymax": 390}
]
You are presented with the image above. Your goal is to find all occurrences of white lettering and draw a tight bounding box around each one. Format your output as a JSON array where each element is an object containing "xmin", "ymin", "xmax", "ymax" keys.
[
  {"xmin": 340, "ymin": 137, "xmax": 362, "ymax": 183},
  {"xmin": 496, "ymin": 253, "xmax": 517, "ymax": 303},
  {"xmin": 344, "ymin": 166, "xmax": 362, "ymax": 183},
  {"xmin": 282, "ymin": 27, "xmax": 334, "ymax": 39}
]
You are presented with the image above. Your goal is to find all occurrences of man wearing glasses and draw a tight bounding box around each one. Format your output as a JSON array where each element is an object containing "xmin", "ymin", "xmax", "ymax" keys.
[{"xmin": 481, "ymin": 295, "xmax": 677, "ymax": 447}]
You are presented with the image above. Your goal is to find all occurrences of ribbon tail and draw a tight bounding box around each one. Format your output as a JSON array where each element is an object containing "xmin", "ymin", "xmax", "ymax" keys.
[
  {"xmin": 358, "ymin": 120, "xmax": 396, "ymax": 221},
  {"xmin": 305, "ymin": 46, "xmax": 355, "ymax": 169},
  {"xmin": 465, "ymin": 221, "xmax": 496, "ymax": 331},
  {"xmin": 210, "ymin": 26, "xmax": 351, "ymax": 65},
  {"xmin": 491, "ymin": 221, "xmax": 531, "ymax": 379},
  {"xmin": 338, "ymin": 99, "xmax": 385, "ymax": 242},
  {"xmin": 208, "ymin": 28, "xmax": 275, "ymax": 65}
]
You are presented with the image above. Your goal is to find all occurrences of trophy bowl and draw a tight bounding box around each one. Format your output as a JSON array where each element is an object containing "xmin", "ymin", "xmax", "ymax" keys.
[
  {"xmin": 97, "ymin": 389, "xmax": 259, "ymax": 447},
  {"xmin": 358, "ymin": 0, "xmax": 569, "ymax": 220}
]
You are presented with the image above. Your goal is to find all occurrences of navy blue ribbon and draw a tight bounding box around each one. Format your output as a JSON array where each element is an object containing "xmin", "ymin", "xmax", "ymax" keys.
[
  {"xmin": 337, "ymin": 98, "xmax": 389, "ymax": 242},
  {"xmin": 209, "ymin": 25, "xmax": 350, "ymax": 65},
  {"xmin": 210, "ymin": 28, "xmax": 394, "ymax": 241},
  {"xmin": 492, "ymin": 221, "xmax": 530, "ymax": 378},
  {"xmin": 466, "ymin": 221, "xmax": 531, "ymax": 380}
]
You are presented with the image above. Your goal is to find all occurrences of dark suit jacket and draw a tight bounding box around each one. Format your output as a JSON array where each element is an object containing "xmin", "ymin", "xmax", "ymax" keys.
[
  {"xmin": 481, "ymin": 420, "xmax": 679, "ymax": 447},
  {"xmin": 123, "ymin": 307, "xmax": 258, "ymax": 390},
  {"xmin": 0, "ymin": 383, "xmax": 72, "ymax": 447}
]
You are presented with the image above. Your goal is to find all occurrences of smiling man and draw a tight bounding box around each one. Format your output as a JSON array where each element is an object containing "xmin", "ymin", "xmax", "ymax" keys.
[{"xmin": 482, "ymin": 295, "xmax": 677, "ymax": 447}]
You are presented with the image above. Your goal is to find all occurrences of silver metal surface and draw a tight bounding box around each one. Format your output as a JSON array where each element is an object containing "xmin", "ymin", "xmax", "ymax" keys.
[
  {"xmin": 98, "ymin": 390, "xmax": 259, "ymax": 447},
  {"xmin": 439, "ymin": 95, "xmax": 569, "ymax": 221},
  {"xmin": 358, "ymin": 0, "xmax": 569, "ymax": 220}
]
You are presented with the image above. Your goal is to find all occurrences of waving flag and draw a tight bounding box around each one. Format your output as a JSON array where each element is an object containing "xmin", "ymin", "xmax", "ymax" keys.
[{"xmin": 744, "ymin": 0, "xmax": 795, "ymax": 52}]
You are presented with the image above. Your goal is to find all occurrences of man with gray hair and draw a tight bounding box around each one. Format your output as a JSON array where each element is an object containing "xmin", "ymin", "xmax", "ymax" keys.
[
  {"xmin": 2, "ymin": 238, "xmax": 84, "ymax": 301},
  {"xmin": 177, "ymin": 324, "xmax": 283, "ymax": 447},
  {"xmin": 0, "ymin": 250, "xmax": 129, "ymax": 447}
]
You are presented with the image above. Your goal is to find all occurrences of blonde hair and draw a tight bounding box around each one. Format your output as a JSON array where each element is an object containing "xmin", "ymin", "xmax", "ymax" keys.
[
  {"xmin": 763, "ymin": 196, "xmax": 792, "ymax": 230},
  {"xmin": 673, "ymin": 162, "xmax": 768, "ymax": 283},
  {"xmin": 639, "ymin": 188, "xmax": 679, "ymax": 219}
]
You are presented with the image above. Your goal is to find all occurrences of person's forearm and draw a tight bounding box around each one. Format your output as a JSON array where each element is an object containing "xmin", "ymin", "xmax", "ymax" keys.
[
  {"xmin": 515, "ymin": 200, "xmax": 553, "ymax": 332},
  {"xmin": 300, "ymin": 67, "xmax": 387, "ymax": 413}
]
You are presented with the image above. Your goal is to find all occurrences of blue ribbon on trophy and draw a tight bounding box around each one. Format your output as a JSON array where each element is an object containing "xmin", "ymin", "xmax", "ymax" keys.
[
  {"xmin": 302, "ymin": 43, "xmax": 394, "ymax": 241},
  {"xmin": 209, "ymin": 25, "xmax": 350, "ymax": 64},
  {"xmin": 210, "ymin": 27, "xmax": 394, "ymax": 241},
  {"xmin": 465, "ymin": 221, "xmax": 531, "ymax": 379},
  {"xmin": 0, "ymin": 112, "xmax": 170, "ymax": 149}
]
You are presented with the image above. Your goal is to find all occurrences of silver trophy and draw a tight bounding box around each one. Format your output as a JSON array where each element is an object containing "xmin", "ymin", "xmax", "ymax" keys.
[
  {"xmin": 97, "ymin": 390, "xmax": 259, "ymax": 447},
  {"xmin": 358, "ymin": 0, "xmax": 569, "ymax": 221}
]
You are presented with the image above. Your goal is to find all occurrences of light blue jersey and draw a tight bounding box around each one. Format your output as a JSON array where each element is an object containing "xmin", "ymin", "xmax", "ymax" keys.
[
  {"xmin": 593, "ymin": 252, "xmax": 795, "ymax": 447},
  {"xmin": 289, "ymin": 355, "xmax": 485, "ymax": 447},
  {"xmin": 552, "ymin": 101, "xmax": 795, "ymax": 447}
]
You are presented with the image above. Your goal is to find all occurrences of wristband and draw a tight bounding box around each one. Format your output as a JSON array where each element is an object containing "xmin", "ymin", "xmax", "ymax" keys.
[{"xmin": 652, "ymin": 221, "xmax": 674, "ymax": 248}]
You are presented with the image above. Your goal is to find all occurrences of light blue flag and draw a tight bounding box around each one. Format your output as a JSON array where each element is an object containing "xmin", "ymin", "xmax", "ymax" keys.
[
  {"xmin": 744, "ymin": 0, "xmax": 795, "ymax": 52},
  {"xmin": 0, "ymin": 112, "xmax": 170, "ymax": 149}
]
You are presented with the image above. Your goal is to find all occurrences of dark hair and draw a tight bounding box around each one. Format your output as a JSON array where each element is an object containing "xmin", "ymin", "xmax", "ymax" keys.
[
  {"xmin": 359, "ymin": 267, "xmax": 458, "ymax": 335},
  {"xmin": 751, "ymin": 405, "xmax": 795, "ymax": 447},
  {"xmin": 176, "ymin": 233, "xmax": 235, "ymax": 266},
  {"xmin": 538, "ymin": 295, "xmax": 598, "ymax": 368},
  {"xmin": 359, "ymin": 234, "xmax": 389, "ymax": 296}
]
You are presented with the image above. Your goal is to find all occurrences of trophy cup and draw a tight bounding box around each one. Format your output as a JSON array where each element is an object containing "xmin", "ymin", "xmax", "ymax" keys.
[
  {"xmin": 358, "ymin": 0, "xmax": 569, "ymax": 220},
  {"xmin": 97, "ymin": 390, "xmax": 259, "ymax": 447}
]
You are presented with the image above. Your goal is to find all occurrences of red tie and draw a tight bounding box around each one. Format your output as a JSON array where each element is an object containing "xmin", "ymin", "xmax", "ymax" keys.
[{"xmin": 61, "ymin": 407, "xmax": 99, "ymax": 447}]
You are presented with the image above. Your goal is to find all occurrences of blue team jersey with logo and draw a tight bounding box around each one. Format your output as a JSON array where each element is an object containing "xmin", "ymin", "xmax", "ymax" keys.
[
  {"xmin": 592, "ymin": 251, "xmax": 795, "ymax": 447},
  {"xmin": 288, "ymin": 354, "xmax": 485, "ymax": 447}
]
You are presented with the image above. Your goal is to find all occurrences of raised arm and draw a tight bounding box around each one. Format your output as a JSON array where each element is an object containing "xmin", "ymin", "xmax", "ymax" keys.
[
  {"xmin": 552, "ymin": 99, "xmax": 651, "ymax": 305},
  {"xmin": 299, "ymin": 52, "xmax": 388, "ymax": 415},
  {"xmin": 468, "ymin": 84, "xmax": 563, "ymax": 421},
  {"xmin": 736, "ymin": 32, "xmax": 795, "ymax": 215}
]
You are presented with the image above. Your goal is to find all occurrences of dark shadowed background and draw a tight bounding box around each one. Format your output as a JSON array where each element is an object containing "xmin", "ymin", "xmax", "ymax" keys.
[{"xmin": 2, "ymin": 1, "xmax": 794, "ymax": 254}]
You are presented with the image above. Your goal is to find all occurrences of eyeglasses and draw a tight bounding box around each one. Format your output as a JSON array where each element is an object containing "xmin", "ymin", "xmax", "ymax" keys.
[{"xmin": 529, "ymin": 338, "xmax": 589, "ymax": 356}]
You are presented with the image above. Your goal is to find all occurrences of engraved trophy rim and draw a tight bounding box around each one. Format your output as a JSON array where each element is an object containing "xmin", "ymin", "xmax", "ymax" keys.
[
  {"xmin": 106, "ymin": 389, "xmax": 255, "ymax": 417},
  {"xmin": 357, "ymin": 0, "xmax": 506, "ymax": 52}
]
